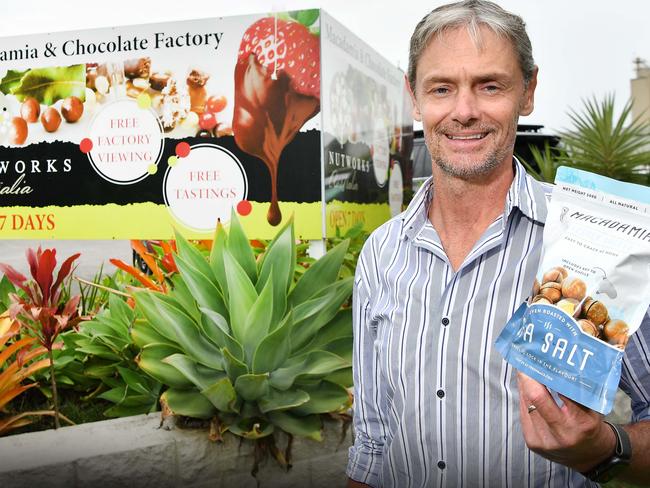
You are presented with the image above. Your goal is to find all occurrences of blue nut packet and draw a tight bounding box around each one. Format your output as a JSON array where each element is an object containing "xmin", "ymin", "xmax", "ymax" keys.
[
  {"xmin": 496, "ymin": 302, "xmax": 622, "ymax": 413},
  {"xmin": 496, "ymin": 167, "xmax": 650, "ymax": 415}
]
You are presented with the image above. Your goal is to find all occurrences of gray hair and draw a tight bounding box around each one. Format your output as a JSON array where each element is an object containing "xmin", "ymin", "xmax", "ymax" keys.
[{"xmin": 407, "ymin": 0, "xmax": 535, "ymax": 92}]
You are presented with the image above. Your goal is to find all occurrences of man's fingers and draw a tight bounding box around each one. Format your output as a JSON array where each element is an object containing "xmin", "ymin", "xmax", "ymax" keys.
[
  {"xmin": 517, "ymin": 372, "xmax": 564, "ymax": 429},
  {"xmin": 556, "ymin": 392, "xmax": 594, "ymax": 417}
]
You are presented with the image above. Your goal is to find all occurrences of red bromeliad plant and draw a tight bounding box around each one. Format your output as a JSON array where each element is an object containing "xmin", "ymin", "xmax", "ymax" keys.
[
  {"xmin": 0, "ymin": 247, "xmax": 82, "ymax": 428},
  {"xmin": 0, "ymin": 313, "xmax": 67, "ymax": 435}
]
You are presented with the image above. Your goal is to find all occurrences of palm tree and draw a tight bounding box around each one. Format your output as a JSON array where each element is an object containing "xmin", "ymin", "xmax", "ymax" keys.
[
  {"xmin": 519, "ymin": 95, "xmax": 650, "ymax": 185},
  {"xmin": 518, "ymin": 141, "xmax": 566, "ymax": 183},
  {"xmin": 559, "ymin": 95, "xmax": 650, "ymax": 185}
]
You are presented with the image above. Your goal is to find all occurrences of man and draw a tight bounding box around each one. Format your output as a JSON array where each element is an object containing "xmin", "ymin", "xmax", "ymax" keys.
[{"xmin": 347, "ymin": 1, "xmax": 650, "ymax": 486}]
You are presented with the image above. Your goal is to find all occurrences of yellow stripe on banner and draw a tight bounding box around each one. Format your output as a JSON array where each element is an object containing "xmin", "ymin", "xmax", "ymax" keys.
[
  {"xmin": 0, "ymin": 202, "xmax": 324, "ymax": 240},
  {"xmin": 325, "ymin": 201, "xmax": 391, "ymax": 237}
]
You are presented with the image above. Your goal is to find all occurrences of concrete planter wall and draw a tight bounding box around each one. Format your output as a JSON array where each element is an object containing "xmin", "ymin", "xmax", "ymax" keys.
[{"xmin": 0, "ymin": 414, "xmax": 352, "ymax": 488}]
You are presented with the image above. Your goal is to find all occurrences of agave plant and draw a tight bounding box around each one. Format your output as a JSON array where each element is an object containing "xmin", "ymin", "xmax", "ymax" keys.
[
  {"xmin": 72, "ymin": 294, "xmax": 162, "ymax": 417},
  {"xmin": 133, "ymin": 212, "xmax": 353, "ymax": 468}
]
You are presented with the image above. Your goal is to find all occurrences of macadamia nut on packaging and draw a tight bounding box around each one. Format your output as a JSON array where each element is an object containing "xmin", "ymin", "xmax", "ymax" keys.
[{"xmin": 496, "ymin": 166, "xmax": 650, "ymax": 414}]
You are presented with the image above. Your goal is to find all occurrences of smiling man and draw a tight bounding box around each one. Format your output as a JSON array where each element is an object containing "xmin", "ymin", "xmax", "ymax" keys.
[{"xmin": 347, "ymin": 1, "xmax": 650, "ymax": 487}]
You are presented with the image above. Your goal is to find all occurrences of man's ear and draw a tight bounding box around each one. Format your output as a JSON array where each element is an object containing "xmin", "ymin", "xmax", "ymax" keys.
[
  {"xmin": 405, "ymin": 74, "xmax": 422, "ymax": 122},
  {"xmin": 520, "ymin": 65, "xmax": 538, "ymax": 116}
]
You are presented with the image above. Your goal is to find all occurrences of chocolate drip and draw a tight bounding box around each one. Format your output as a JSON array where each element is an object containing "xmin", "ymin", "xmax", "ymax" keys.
[{"xmin": 233, "ymin": 54, "xmax": 319, "ymax": 226}]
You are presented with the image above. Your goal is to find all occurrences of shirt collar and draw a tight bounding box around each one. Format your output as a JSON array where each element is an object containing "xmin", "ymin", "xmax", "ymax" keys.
[{"xmin": 400, "ymin": 157, "xmax": 549, "ymax": 241}]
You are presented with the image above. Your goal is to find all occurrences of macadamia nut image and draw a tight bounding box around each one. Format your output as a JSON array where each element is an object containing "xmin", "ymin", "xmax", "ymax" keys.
[
  {"xmin": 561, "ymin": 277, "xmax": 587, "ymax": 301},
  {"xmin": 539, "ymin": 282, "xmax": 562, "ymax": 303}
]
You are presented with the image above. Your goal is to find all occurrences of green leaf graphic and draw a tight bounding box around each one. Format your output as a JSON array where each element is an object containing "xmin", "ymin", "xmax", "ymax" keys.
[
  {"xmin": 0, "ymin": 69, "xmax": 28, "ymax": 95},
  {"xmin": 11, "ymin": 64, "xmax": 86, "ymax": 105},
  {"xmin": 289, "ymin": 9, "xmax": 320, "ymax": 27}
]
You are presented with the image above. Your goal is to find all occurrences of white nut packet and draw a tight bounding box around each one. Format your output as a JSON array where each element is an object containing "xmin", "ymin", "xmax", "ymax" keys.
[{"xmin": 496, "ymin": 166, "xmax": 650, "ymax": 414}]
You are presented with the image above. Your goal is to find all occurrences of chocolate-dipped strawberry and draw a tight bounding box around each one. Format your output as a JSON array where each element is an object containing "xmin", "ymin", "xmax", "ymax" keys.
[{"xmin": 233, "ymin": 16, "xmax": 320, "ymax": 225}]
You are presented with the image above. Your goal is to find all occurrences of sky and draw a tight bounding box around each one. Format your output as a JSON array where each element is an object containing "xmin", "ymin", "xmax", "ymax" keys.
[{"xmin": 1, "ymin": 0, "xmax": 649, "ymax": 134}]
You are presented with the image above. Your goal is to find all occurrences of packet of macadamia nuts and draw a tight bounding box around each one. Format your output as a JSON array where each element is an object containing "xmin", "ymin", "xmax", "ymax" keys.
[{"xmin": 496, "ymin": 166, "xmax": 650, "ymax": 414}]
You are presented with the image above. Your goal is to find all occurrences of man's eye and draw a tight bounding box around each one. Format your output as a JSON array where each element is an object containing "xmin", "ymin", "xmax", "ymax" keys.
[
  {"xmin": 431, "ymin": 87, "xmax": 449, "ymax": 95},
  {"xmin": 483, "ymin": 85, "xmax": 500, "ymax": 93}
]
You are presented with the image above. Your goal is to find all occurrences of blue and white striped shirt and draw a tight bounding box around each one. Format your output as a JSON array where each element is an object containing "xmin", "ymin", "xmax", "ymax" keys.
[{"xmin": 347, "ymin": 160, "xmax": 650, "ymax": 487}]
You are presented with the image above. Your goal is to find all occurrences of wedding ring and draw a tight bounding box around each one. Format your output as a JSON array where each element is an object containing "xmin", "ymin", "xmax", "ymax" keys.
[{"xmin": 527, "ymin": 404, "xmax": 537, "ymax": 414}]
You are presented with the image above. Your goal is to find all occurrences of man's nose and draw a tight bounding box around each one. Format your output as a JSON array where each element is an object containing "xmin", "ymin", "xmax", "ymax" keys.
[{"xmin": 451, "ymin": 88, "xmax": 479, "ymax": 125}]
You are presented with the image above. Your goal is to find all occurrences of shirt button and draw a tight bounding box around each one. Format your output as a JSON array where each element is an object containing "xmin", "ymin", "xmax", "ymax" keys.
[
  {"xmin": 438, "ymin": 460, "xmax": 446, "ymax": 469},
  {"xmin": 436, "ymin": 389, "xmax": 445, "ymax": 398},
  {"xmin": 441, "ymin": 317, "xmax": 450, "ymax": 326}
]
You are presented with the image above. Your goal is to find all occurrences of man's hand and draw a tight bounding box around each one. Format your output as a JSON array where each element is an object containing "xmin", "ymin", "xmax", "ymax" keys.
[{"xmin": 516, "ymin": 372, "xmax": 616, "ymax": 472}]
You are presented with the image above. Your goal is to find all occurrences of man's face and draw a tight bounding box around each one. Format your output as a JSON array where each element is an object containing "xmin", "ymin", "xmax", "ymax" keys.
[{"xmin": 411, "ymin": 26, "xmax": 537, "ymax": 180}]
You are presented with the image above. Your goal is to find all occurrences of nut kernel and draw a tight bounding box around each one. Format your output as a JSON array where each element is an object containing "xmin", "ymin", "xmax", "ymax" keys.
[
  {"xmin": 20, "ymin": 97, "xmax": 40, "ymax": 123},
  {"xmin": 9, "ymin": 117, "xmax": 28, "ymax": 145},
  {"xmin": 531, "ymin": 295, "xmax": 552, "ymax": 305},
  {"xmin": 40, "ymin": 107, "xmax": 61, "ymax": 132},
  {"xmin": 561, "ymin": 277, "xmax": 587, "ymax": 301},
  {"xmin": 542, "ymin": 267, "xmax": 567, "ymax": 284},
  {"xmin": 556, "ymin": 298, "xmax": 579, "ymax": 316},
  {"xmin": 532, "ymin": 279, "xmax": 540, "ymax": 297},
  {"xmin": 581, "ymin": 298, "xmax": 609, "ymax": 327},
  {"xmin": 61, "ymin": 96, "xmax": 83, "ymax": 123},
  {"xmin": 539, "ymin": 282, "xmax": 562, "ymax": 303},
  {"xmin": 603, "ymin": 319, "xmax": 629, "ymax": 348},
  {"xmin": 578, "ymin": 319, "xmax": 599, "ymax": 338}
]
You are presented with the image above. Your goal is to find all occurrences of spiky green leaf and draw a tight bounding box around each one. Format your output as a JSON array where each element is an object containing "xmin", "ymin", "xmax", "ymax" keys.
[
  {"xmin": 131, "ymin": 319, "xmax": 177, "ymax": 349},
  {"xmin": 242, "ymin": 276, "xmax": 274, "ymax": 361},
  {"xmin": 269, "ymin": 350, "xmax": 349, "ymax": 390},
  {"xmin": 197, "ymin": 376, "xmax": 239, "ymax": 413},
  {"xmin": 223, "ymin": 347, "xmax": 248, "ymax": 382},
  {"xmin": 107, "ymin": 293, "xmax": 133, "ymax": 330},
  {"xmin": 267, "ymin": 411, "xmax": 322, "ymax": 441},
  {"xmin": 163, "ymin": 353, "xmax": 225, "ymax": 391},
  {"xmin": 174, "ymin": 229, "xmax": 217, "ymax": 284},
  {"xmin": 294, "ymin": 308, "xmax": 352, "ymax": 355},
  {"xmin": 291, "ymin": 278, "xmax": 353, "ymax": 351},
  {"xmin": 116, "ymin": 366, "xmax": 153, "ymax": 395},
  {"xmin": 256, "ymin": 218, "xmax": 294, "ymax": 325},
  {"xmin": 293, "ymin": 381, "xmax": 350, "ymax": 415},
  {"xmin": 209, "ymin": 222, "xmax": 229, "ymax": 299},
  {"xmin": 323, "ymin": 367, "xmax": 353, "ymax": 388},
  {"xmin": 227, "ymin": 209, "xmax": 258, "ymax": 283},
  {"xmin": 137, "ymin": 345, "xmax": 192, "ymax": 388},
  {"xmin": 135, "ymin": 291, "xmax": 223, "ymax": 370},
  {"xmin": 258, "ymin": 387, "xmax": 310, "ymax": 413},
  {"xmin": 161, "ymin": 388, "xmax": 216, "ymax": 419},
  {"xmin": 168, "ymin": 273, "xmax": 202, "ymax": 322},
  {"xmin": 234, "ymin": 373, "xmax": 269, "ymax": 401},
  {"xmin": 223, "ymin": 250, "xmax": 258, "ymax": 344},
  {"xmin": 252, "ymin": 311, "xmax": 293, "ymax": 374},
  {"xmin": 289, "ymin": 240, "xmax": 349, "ymax": 306},
  {"xmin": 199, "ymin": 308, "xmax": 243, "ymax": 359},
  {"xmin": 174, "ymin": 253, "xmax": 228, "ymax": 319}
]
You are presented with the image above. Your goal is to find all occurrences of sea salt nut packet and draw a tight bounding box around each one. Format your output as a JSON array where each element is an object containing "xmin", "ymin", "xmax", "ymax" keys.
[{"xmin": 496, "ymin": 166, "xmax": 650, "ymax": 414}]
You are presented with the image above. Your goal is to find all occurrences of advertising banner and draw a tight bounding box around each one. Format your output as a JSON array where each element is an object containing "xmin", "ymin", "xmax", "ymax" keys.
[
  {"xmin": 320, "ymin": 11, "xmax": 413, "ymax": 237},
  {"xmin": 0, "ymin": 9, "xmax": 411, "ymax": 240}
]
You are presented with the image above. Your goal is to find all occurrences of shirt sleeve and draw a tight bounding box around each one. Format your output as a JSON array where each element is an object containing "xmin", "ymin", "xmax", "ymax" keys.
[
  {"xmin": 346, "ymin": 240, "xmax": 387, "ymax": 487},
  {"xmin": 619, "ymin": 307, "xmax": 650, "ymax": 423}
]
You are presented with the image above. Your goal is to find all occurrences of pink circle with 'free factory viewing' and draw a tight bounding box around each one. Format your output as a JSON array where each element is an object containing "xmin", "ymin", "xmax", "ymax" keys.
[{"xmin": 175, "ymin": 142, "xmax": 191, "ymax": 158}]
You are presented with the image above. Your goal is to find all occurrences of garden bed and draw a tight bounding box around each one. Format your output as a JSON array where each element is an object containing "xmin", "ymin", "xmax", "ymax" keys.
[{"xmin": 0, "ymin": 414, "xmax": 351, "ymax": 488}]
